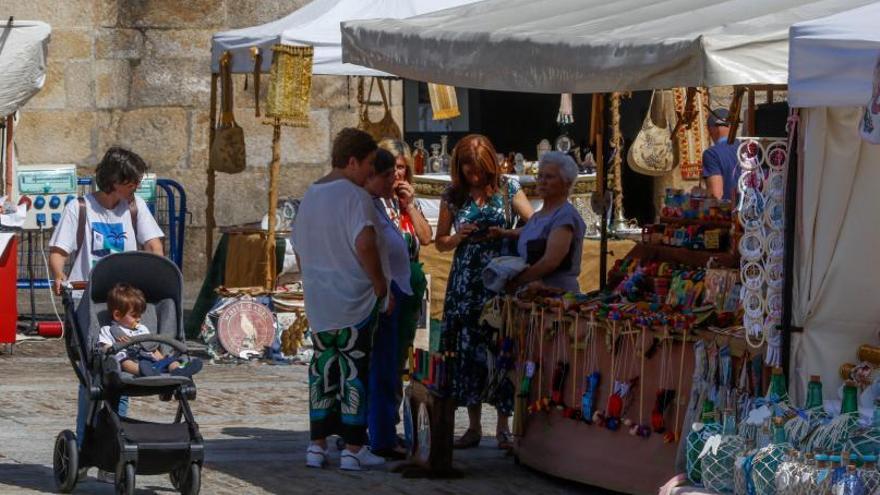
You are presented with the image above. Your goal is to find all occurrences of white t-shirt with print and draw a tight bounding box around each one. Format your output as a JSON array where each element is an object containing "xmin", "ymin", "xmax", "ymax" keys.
[
  {"xmin": 49, "ymin": 193, "xmax": 164, "ymax": 284},
  {"xmin": 98, "ymin": 322, "xmax": 151, "ymax": 362},
  {"xmin": 290, "ymin": 178, "xmax": 390, "ymax": 333}
]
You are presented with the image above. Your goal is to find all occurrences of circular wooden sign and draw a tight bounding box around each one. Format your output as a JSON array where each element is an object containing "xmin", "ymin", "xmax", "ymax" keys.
[{"xmin": 217, "ymin": 300, "xmax": 276, "ymax": 356}]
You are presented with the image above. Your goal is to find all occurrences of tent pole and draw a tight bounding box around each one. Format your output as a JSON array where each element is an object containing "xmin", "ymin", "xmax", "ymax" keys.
[
  {"xmin": 597, "ymin": 94, "xmax": 608, "ymax": 290},
  {"xmin": 3, "ymin": 115, "xmax": 12, "ymax": 199},
  {"xmin": 266, "ymin": 121, "xmax": 281, "ymax": 291},
  {"xmin": 206, "ymin": 73, "xmax": 218, "ymax": 269},
  {"xmin": 781, "ymin": 110, "xmax": 800, "ymax": 382}
]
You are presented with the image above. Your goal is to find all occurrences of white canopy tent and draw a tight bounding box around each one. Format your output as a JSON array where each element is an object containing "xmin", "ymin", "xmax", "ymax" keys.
[
  {"xmin": 788, "ymin": 4, "xmax": 880, "ymax": 402},
  {"xmin": 789, "ymin": 2, "xmax": 880, "ymax": 108},
  {"xmin": 341, "ymin": 0, "xmax": 875, "ymax": 94},
  {"xmin": 211, "ymin": 0, "xmax": 479, "ymax": 75},
  {"xmin": 0, "ymin": 20, "xmax": 50, "ymax": 118}
]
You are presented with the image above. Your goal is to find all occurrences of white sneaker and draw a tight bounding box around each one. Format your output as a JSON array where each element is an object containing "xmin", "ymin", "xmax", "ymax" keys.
[
  {"xmin": 340, "ymin": 447, "xmax": 386, "ymax": 471},
  {"xmin": 306, "ymin": 445, "xmax": 328, "ymax": 469},
  {"xmin": 96, "ymin": 469, "xmax": 114, "ymax": 484}
]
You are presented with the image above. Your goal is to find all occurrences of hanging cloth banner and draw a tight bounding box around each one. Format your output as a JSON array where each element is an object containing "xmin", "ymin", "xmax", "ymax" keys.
[
  {"xmin": 428, "ymin": 83, "xmax": 461, "ymax": 120},
  {"xmin": 265, "ymin": 44, "xmax": 313, "ymax": 128}
]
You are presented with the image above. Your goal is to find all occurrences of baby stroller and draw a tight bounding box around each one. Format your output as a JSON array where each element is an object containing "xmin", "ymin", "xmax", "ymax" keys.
[{"xmin": 53, "ymin": 252, "xmax": 204, "ymax": 494}]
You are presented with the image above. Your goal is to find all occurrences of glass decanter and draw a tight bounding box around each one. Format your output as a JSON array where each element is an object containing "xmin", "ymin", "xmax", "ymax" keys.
[
  {"xmin": 439, "ymin": 135, "xmax": 451, "ymax": 173},
  {"xmin": 427, "ymin": 144, "xmax": 441, "ymax": 174}
]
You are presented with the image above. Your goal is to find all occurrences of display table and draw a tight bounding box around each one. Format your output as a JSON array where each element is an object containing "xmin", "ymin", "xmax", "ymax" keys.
[{"xmin": 413, "ymin": 173, "xmax": 599, "ymax": 232}]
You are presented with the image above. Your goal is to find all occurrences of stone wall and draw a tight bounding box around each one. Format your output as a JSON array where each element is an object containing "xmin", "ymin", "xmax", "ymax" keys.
[{"xmin": 4, "ymin": 0, "xmax": 402, "ymax": 304}]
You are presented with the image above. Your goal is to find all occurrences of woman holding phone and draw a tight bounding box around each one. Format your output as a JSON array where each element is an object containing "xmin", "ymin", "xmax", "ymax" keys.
[{"xmin": 435, "ymin": 134, "xmax": 532, "ymax": 450}]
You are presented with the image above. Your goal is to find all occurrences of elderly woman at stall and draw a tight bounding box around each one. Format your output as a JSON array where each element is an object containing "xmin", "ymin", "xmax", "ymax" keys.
[
  {"xmin": 435, "ymin": 134, "xmax": 533, "ymax": 450},
  {"xmin": 502, "ymin": 151, "xmax": 586, "ymax": 293},
  {"xmin": 377, "ymin": 139, "xmax": 431, "ymax": 376},
  {"xmin": 362, "ymin": 149, "xmax": 415, "ymax": 459}
]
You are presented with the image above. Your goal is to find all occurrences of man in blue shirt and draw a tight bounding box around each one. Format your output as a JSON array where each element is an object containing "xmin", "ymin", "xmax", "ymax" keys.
[{"xmin": 702, "ymin": 108, "xmax": 740, "ymax": 201}]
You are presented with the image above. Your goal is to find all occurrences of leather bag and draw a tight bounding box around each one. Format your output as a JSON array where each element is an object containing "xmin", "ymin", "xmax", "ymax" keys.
[
  {"xmin": 210, "ymin": 53, "xmax": 247, "ymax": 174},
  {"xmin": 628, "ymin": 89, "xmax": 677, "ymax": 176},
  {"xmin": 358, "ymin": 77, "xmax": 401, "ymax": 141}
]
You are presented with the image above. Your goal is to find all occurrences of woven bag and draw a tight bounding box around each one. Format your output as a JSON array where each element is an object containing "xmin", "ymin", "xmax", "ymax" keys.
[
  {"xmin": 628, "ymin": 89, "xmax": 677, "ymax": 176},
  {"xmin": 358, "ymin": 77, "xmax": 401, "ymax": 142},
  {"xmin": 210, "ymin": 52, "xmax": 247, "ymax": 174}
]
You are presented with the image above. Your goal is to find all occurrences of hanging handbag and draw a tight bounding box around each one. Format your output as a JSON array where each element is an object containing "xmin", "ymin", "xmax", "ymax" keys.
[
  {"xmin": 358, "ymin": 77, "xmax": 401, "ymax": 141},
  {"xmin": 671, "ymin": 87, "xmax": 711, "ymax": 179},
  {"xmin": 628, "ymin": 89, "xmax": 677, "ymax": 176},
  {"xmin": 860, "ymin": 54, "xmax": 880, "ymax": 145},
  {"xmin": 210, "ymin": 52, "xmax": 247, "ymax": 174}
]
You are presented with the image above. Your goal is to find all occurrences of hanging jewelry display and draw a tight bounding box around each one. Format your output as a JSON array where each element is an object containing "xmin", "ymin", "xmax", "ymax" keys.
[{"xmin": 737, "ymin": 137, "xmax": 789, "ymax": 365}]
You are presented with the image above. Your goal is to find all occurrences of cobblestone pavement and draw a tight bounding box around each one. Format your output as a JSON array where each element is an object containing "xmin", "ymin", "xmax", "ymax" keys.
[{"xmin": 0, "ymin": 339, "xmax": 613, "ymax": 494}]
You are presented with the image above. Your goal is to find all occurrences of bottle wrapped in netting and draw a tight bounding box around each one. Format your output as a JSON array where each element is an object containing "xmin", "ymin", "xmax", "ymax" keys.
[
  {"xmin": 687, "ymin": 402, "xmax": 722, "ymax": 484},
  {"xmin": 775, "ymin": 450, "xmax": 801, "ymax": 495},
  {"xmin": 703, "ymin": 410, "xmax": 747, "ymax": 493},
  {"xmin": 735, "ymin": 444, "xmax": 758, "ymax": 495},
  {"xmin": 791, "ymin": 453, "xmax": 815, "ymax": 495},
  {"xmin": 832, "ymin": 464, "xmax": 867, "ymax": 495},
  {"xmin": 798, "ymin": 453, "xmax": 832, "ymax": 495},
  {"xmin": 752, "ymin": 417, "xmax": 792, "ymax": 495},
  {"xmin": 856, "ymin": 456, "xmax": 880, "ymax": 494}
]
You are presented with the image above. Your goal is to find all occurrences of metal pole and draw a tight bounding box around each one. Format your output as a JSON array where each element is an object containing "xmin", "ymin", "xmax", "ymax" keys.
[{"xmin": 781, "ymin": 113, "xmax": 799, "ymax": 381}]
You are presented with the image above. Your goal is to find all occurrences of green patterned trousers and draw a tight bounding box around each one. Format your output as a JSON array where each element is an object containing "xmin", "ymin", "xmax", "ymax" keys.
[{"xmin": 308, "ymin": 311, "xmax": 376, "ymax": 445}]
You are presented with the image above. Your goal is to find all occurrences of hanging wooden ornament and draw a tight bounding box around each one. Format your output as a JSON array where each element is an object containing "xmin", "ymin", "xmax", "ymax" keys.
[
  {"xmin": 427, "ymin": 83, "xmax": 461, "ymax": 120},
  {"xmin": 265, "ymin": 44, "xmax": 313, "ymax": 127}
]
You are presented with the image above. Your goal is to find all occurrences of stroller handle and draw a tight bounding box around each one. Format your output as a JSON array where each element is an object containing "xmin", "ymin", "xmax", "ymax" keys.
[{"xmin": 109, "ymin": 334, "xmax": 189, "ymax": 355}]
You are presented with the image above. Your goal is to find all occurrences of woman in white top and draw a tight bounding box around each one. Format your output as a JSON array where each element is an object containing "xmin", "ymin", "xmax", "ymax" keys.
[
  {"xmin": 363, "ymin": 149, "xmax": 412, "ymax": 459},
  {"xmin": 291, "ymin": 128, "xmax": 389, "ymax": 471}
]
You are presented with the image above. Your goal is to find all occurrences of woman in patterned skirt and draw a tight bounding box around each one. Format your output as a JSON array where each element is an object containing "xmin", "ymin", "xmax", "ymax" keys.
[{"xmin": 435, "ymin": 134, "xmax": 533, "ymax": 450}]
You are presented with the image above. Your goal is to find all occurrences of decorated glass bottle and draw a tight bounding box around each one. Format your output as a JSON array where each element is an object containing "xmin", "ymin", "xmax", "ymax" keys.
[
  {"xmin": 775, "ymin": 449, "xmax": 800, "ymax": 495},
  {"xmin": 734, "ymin": 437, "xmax": 757, "ymax": 495},
  {"xmin": 832, "ymin": 464, "xmax": 867, "ymax": 495},
  {"xmin": 439, "ymin": 135, "xmax": 451, "ymax": 173},
  {"xmin": 818, "ymin": 382, "xmax": 861, "ymax": 454},
  {"xmin": 704, "ymin": 408, "xmax": 746, "ymax": 493},
  {"xmin": 413, "ymin": 139, "xmax": 426, "ymax": 175},
  {"xmin": 687, "ymin": 400, "xmax": 721, "ymax": 484},
  {"xmin": 849, "ymin": 397, "xmax": 880, "ymax": 459},
  {"xmin": 793, "ymin": 453, "xmax": 816, "ymax": 495},
  {"xmin": 752, "ymin": 417, "xmax": 793, "ymax": 495},
  {"xmin": 857, "ymin": 455, "xmax": 880, "ymax": 493},
  {"xmin": 427, "ymin": 144, "xmax": 441, "ymax": 174}
]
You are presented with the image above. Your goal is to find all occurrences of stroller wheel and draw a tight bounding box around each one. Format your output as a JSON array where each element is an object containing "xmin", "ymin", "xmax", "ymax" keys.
[
  {"xmin": 171, "ymin": 463, "xmax": 201, "ymax": 495},
  {"xmin": 53, "ymin": 430, "xmax": 79, "ymax": 493},
  {"xmin": 115, "ymin": 463, "xmax": 135, "ymax": 495}
]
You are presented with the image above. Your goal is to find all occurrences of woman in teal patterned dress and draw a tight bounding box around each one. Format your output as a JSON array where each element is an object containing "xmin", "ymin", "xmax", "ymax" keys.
[{"xmin": 435, "ymin": 134, "xmax": 533, "ymax": 450}]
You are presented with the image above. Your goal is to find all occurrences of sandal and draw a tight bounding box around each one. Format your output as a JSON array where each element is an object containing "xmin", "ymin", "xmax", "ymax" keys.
[
  {"xmin": 496, "ymin": 430, "xmax": 514, "ymax": 450},
  {"xmin": 454, "ymin": 428, "xmax": 482, "ymax": 449}
]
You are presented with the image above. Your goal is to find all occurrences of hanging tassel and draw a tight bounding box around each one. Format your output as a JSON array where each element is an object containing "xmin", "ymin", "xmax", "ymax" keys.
[
  {"xmin": 764, "ymin": 329, "xmax": 782, "ymax": 367},
  {"xmin": 557, "ymin": 93, "xmax": 574, "ymax": 125},
  {"xmin": 251, "ymin": 46, "xmax": 262, "ymax": 118}
]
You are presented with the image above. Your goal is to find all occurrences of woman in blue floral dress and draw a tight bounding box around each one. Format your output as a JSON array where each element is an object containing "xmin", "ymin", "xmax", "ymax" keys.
[{"xmin": 435, "ymin": 134, "xmax": 533, "ymax": 450}]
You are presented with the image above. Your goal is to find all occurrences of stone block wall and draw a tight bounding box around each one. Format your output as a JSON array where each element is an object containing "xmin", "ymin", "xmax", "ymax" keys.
[{"xmin": 4, "ymin": 0, "xmax": 403, "ymax": 305}]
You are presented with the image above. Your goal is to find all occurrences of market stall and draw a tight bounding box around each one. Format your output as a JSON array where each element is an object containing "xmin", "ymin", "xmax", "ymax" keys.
[
  {"xmin": 195, "ymin": 0, "xmax": 480, "ymax": 355},
  {"xmin": 788, "ymin": 1, "xmax": 880, "ymax": 406},
  {"xmin": 0, "ymin": 19, "xmax": 50, "ymax": 350},
  {"xmin": 341, "ymin": 0, "xmax": 872, "ymax": 492}
]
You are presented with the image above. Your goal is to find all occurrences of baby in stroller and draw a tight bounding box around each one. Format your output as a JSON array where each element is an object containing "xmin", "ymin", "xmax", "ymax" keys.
[
  {"xmin": 99, "ymin": 283, "xmax": 202, "ymax": 378},
  {"xmin": 53, "ymin": 252, "xmax": 204, "ymax": 495}
]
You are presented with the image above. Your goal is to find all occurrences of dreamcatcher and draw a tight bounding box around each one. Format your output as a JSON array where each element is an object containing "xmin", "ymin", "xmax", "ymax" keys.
[{"xmin": 737, "ymin": 138, "xmax": 789, "ymax": 366}]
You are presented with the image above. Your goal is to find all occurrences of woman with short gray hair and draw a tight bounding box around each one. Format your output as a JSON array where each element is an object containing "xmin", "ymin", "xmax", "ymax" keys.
[{"xmin": 495, "ymin": 151, "xmax": 586, "ymax": 292}]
